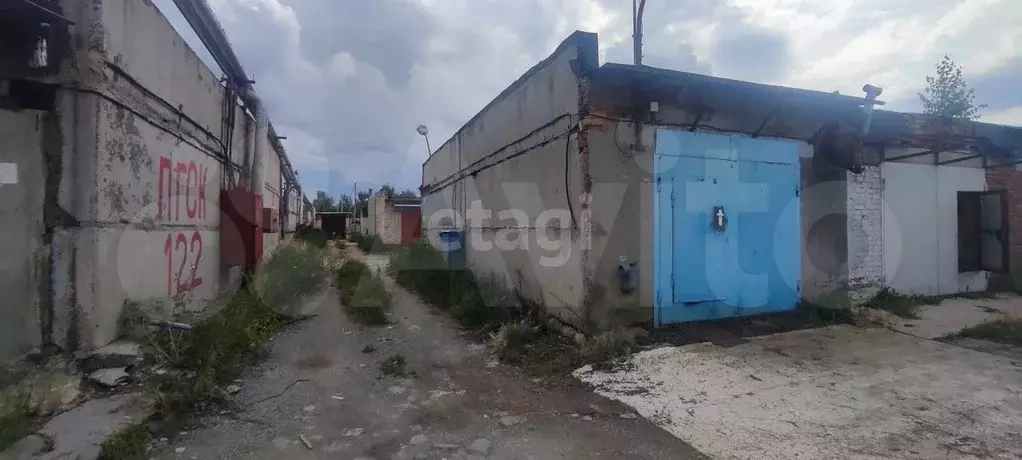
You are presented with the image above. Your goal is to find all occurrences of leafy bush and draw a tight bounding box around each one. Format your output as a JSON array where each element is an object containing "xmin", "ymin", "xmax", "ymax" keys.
[
  {"xmin": 143, "ymin": 243, "xmax": 326, "ymax": 418},
  {"xmin": 295, "ymin": 225, "xmax": 328, "ymax": 248},
  {"xmin": 335, "ymin": 261, "xmax": 391, "ymax": 325},
  {"xmin": 146, "ymin": 289, "xmax": 281, "ymax": 416},
  {"xmin": 252, "ymin": 243, "xmax": 328, "ymax": 316},
  {"xmin": 355, "ymin": 234, "xmax": 385, "ymax": 254},
  {"xmin": 388, "ymin": 242, "xmax": 512, "ymax": 330}
]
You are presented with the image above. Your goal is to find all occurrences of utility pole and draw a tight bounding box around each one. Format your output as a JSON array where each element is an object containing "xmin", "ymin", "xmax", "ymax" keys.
[{"xmin": 633, "ymin": 0, "xmax": 647, "ymax": 66}]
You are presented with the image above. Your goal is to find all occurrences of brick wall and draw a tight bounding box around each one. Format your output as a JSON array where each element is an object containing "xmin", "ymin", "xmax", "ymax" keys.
[
  {"xmin": 368, "ymin": 191, "xmax": 402, "ymax": 245},
  {"xmin": 847, "ymin": 166, "xmax": 884, "ymax": 304},
  {"xmin": 985, "ymin": 168, "xmax": 1022, "ymax": 280}
]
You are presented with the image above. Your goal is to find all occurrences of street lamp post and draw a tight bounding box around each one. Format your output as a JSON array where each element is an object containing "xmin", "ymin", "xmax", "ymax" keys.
[{"xmin": 416, "ymin": 124, "xmax": 431, "ymax": 156}]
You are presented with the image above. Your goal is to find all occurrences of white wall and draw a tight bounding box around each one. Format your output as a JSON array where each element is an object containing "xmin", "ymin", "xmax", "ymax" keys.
[{"xmin": 882, "ymin": 162, "xmax": 988, "ymax": 295}]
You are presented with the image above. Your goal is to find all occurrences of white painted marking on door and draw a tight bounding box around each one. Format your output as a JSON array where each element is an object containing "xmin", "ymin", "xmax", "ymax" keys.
[{"xmin": 0, "ymin": 163, "xmax": 17, "ymax": 185}]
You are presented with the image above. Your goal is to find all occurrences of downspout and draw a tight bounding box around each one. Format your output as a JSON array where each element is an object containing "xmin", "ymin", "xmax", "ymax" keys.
[
  {"xmin": 246, "ymin": 87, "xmax": 267, "ymax": 198},
  {"xmin": 240, "ymin": 113, "xmax": 254, "ymax": 189}
]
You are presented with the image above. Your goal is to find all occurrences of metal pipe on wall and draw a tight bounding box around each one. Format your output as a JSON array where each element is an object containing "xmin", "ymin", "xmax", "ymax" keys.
[{"xmin": 246, "ymin": 87, "xmax": 267, "ymax": 197}]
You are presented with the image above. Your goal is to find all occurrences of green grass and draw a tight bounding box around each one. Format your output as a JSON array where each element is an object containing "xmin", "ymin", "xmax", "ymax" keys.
[
  {"xmin": 335, "ymin": 261, "xmax": 392, "ymax": 325},
  {"xmin": 295, "ymin": 225, "xmax": 328, "ymax": 248},
  {"xmin": 388, "ymin": 241, "xmax": 637, "ymax": 375},
  {"xmin": 141, "ymin": 243, "xmax": 326, "ymax": 418},
  {"xmin": 489, "ymin": 322, "xmax": 636, "ymax": 375},
  {"xmin": 252, "ymin": 243, "xmax": 328, "ymax": 317},
  {"xmin": 579, "ymin": 331, "xmax": 636, "ymax": 368},
  {"xmin": 0, "ymin": 397, "xmax": 35, "ymax": 451},
  {"xmin": 387, "ymin": 241, "xmax": 513, "ymax": 331},
  {"xmin": 354, "ymin": 234, "xmax": 386, "ymax": 254},
  {"xmin": 866, "ymin": 287, "xmax": 932, "ymax": 319},
  {"xmin": 380, "ymin": 354, "xmax": 407, "ymax": 377},
  {"xmin": 956, "ymin": 319, "xmax": 1022, "ymax": 346},
  {"xmin": 797, "ymin": 299, "xmax": 858, "ymax": 325},
  {"xmin": 98, "ymin": 422, "xmax": 151, "ymax": 460}
]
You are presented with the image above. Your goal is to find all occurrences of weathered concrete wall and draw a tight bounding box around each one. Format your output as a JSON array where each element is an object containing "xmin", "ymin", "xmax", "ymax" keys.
[
  {"xmin": 367, "ymin": 191, "xmax": 401, "ymax": 245},
  {"xmin": 882, "ymin": 161, "xmax": 988, "ymax": 295},
  {"xmin": 15, "ymin": 0, "xmax": 292, "ymax": 355},
  {"xmin": 0, "ymin": 110, "xmax": 47, "ymax": 360},
  {"xmin": 421, "ymin": 32, "xmax": 593, "ymax": 326}
]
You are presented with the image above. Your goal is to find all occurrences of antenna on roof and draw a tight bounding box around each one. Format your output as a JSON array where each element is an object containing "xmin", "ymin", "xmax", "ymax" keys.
[{"xmin": 633, "ymin": 0, "xmax": 647, "ymax": 66}]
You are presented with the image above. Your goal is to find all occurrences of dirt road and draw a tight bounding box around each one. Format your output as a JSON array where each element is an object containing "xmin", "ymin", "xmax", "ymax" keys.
[{"xmin": 154, "ymin": 253, "xmax": 705, "ymax": 459}]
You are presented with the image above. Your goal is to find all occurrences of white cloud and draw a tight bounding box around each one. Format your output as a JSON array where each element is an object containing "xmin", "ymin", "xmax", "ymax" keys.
[
  {"xmin": 984, "ymin": 107, "xmax": 1022, "ymax": 127},
  {"xmin": 155, "ymin": 0, "xmax": 1021, "ymax": 196}
]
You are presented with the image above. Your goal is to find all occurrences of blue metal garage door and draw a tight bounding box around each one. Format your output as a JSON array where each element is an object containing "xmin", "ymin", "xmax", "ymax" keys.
[{"xmin": 654, "ymin": 130, "xmax": 801, "ymax": 326}]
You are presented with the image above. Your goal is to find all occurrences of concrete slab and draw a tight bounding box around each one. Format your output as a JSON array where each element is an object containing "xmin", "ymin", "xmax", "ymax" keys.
[
  {"xmin": 892, "ymin": 294, "xmax": 1022, "ymax": 339},
  {"xmin": 35, "ymin": 393, "xmax": 148, "ymax": 460},
  {"xmin": 574, "ymin": 326, "xmax": 1022, "ymax": 460}
]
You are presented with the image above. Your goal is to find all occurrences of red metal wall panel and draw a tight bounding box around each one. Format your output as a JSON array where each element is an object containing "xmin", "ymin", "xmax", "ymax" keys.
[{"xmin": 400, "ymin": 210, "xmax": 422, "ymax": 244}]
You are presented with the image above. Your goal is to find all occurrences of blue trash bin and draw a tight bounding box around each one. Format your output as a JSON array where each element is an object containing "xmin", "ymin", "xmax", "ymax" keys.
[{"xmin": 438, "ymin": 231, "xmax": 464, "ymax": 270}]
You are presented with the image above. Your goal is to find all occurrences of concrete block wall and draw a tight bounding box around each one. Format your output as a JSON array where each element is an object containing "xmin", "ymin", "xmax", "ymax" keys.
[
  {"xmin": 420, "ymin": 32, "xmax": 591, "ymax": 328},
  {"xmin": 847, "ymin": 166, "xmax": 884, "ymax": 304},
  {"xmin": 0, "ymin": 0, "xmax": 297, "ymax": 359}
]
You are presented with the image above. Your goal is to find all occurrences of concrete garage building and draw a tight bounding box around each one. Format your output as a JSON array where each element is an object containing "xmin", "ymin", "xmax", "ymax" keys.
[
  {"xmin": 420, "ymin": 31, "xmax": 1022, "ymax": 332},
  {"xmin": 365, "ymin": 189, "xmax": 423, "ymax": 245},
  {"xmin": 0, "ymin": 0, "xmax": 307, "ymax": 360}
]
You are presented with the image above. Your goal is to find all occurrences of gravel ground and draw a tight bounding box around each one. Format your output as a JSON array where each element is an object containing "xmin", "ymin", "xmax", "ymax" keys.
[{"xmin": 151, "ymin": 249, "xmax": 706, "ymax": 460}]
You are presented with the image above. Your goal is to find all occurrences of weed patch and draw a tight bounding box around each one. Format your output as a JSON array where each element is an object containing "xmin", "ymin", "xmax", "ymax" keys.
[
  {"xmin": 252, "ymin": 243, "xmax": 328, "ymax": 317},
  {"xmin": 388, "ymin": 242, "xmax": 514, "ymax": 331},
  {"xmin": 380, "ymin": 355, "xmax": 407, "ymax": 377},
  {"xmin": 335, "ymin": 261, "xmax": 391, "ymax": 325},
  {"xmin": 355, "ymin": 234, "xmax": 386, "ymax": 254},
  {"xmin": 140, "ymin": 243, "xmax": 325, "ymax": 419},
  {"xmin": 797, "ymin": 300, "xmax": 859, "ymax": 325},
  {"xmin": 388, "ymin": 242, "xmax": 635, "ymax": 374},
  {"xmin": 295, "ymin": 225, "xmax": 328, "ymax": 248},
  {"xmin": 579, "ymin": 331, "xmax": 636, "ymax": 369},
  {"xmin": 955, "ymin": 319, "xmax": 1022, "ymax": 346},
  {"xmin": 0, "ymin": 397, "xmax": 35, "ymax": 451},
  {"xmin": 866, "ymin": 287, "xmax": 931, "ymax": 319},
  {"xmin": 145, "ymin": 289, "xmax": 281, "ymax": 416},
  {"xmin": 98, "ymin": 422, "xmax": 151, "ymax": 460}
]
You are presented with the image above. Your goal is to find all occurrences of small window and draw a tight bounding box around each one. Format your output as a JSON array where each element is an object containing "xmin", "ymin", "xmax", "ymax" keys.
[{"xmin": 958, "ymin": 191, "xmax": 1008, "ymax": 272}]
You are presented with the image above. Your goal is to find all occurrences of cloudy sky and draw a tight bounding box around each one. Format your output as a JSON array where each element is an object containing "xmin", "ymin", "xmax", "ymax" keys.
[{"xmin": 154, "ymin": 0, "xmax": 1021, "ymax": 197}]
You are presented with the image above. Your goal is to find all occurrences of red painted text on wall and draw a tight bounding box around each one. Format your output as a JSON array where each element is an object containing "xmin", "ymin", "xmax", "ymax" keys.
[
  {"xmin": 158, "ymin": 157, "xmax": 208, "ymax": 222},
  {"xmin": 164, "ymin": 231, "xmax": 204, "ymax": 295}
]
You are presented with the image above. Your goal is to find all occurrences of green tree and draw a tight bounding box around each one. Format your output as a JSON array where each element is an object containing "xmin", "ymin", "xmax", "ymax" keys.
[
  {"xmin": 312, "ymin": 191, "xmax": 335, "ymax": 212},
  {"xmin": 337, "ymin": 194, "xmax": 355, "ymax": 212},
  {"xmin": 918, "ymin": 55, "xmax": 987, "ymax": 120},
  {"xmin": 395, "ymin": 189, "xmax": 418, "ymax": 198},
  {"xmin": 379, "ymin": 184, "xmax": 395, "ymax": 198}
]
